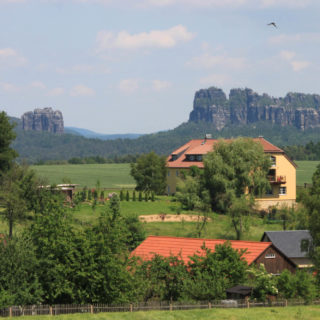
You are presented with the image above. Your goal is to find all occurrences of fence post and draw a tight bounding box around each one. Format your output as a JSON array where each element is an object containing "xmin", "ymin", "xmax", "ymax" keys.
[
  {"xmin": 169, "ymin": 303, "xmax": 172, "ymax": 311},
  {"xmin": 49, "ymin": 306, "xmax": 53, "ymax": 316},
  {"xmin": 246, "ymin": 300, "xmax": 250, "ymax": 308},
  {"xmin": 208, "ymin": 302, "xmax": 212, "ymax": 309},
  {"xmin": 90, "ymin": 305, "xmax": 94, "ymax": 314},
  {"xmin": 284, "ymin": 299, "xmax": 288, "ymax": 307},
  {"xmin": 9, "ymin": 307, "xmax": 12, "ymax": 317},
  {"xmin": 130, "ymin": 304, "xmax": 133, "ymax": 312}
]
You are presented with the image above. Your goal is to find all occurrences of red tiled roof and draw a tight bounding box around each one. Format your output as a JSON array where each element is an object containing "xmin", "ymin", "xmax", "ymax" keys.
[
  {"xmin": 131, "ymin": 236, "xmax": 272, "ymax": 265},
  {"xmin": 167, "ymin": 137, "xmax": 284, "ymax": 168}
]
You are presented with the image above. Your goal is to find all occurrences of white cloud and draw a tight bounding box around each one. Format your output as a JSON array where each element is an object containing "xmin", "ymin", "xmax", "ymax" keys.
[
  {"xmin": 187, "ymin": 53, "xmax": 246, "ymax": 70},
  {"xmin": 261, "ymin": 0, "xmax": 312, "ymax": 8},
  {"xmin": 279, "ymin": 50, "xmax": 310, "ymax": 72},
  {"xmin": 0, "ymin": 47, "xmax": 26, "ymax": 67},
  {"xmin": 199, "ymin": 74, "xmax": 231, "ymax": 86},
  {"xmin": 291, "ymin": 60, "xmax": 310, "ymax": 72},
  {"xmin": 118, "ymin": 79, "xmax": 139, "ymax": 94},
  {"xmin": 269, "ymin": 33, "xmax": 320, "ymax": 45},
  {"xmin": 56, "ymin": 64, "xmax": 110, "ymax": 75},
  {"xmin": 30, "ymin": 81, "xmax": 46, "ymax": 89},
  {"xmin": 0, "ymin": 82, "xmax": 19, "ymax": 93},
  {"xmin": 279, "ymin": 50, "xmax": 295, "ymax": 61},
  {"xmin": 48, "ymin": 87, "xmax": 65, "ymax": 96},
  {"xmin": 96, "ymin": 25, "xmax": 194, "ymax": 52},
  {"xmin": 152, "ymin": 80, "xmax": 172, "ymax": 91},
  {"xmin": 70, "ymin": 85, "xmax": 95, "ymax": 97}
]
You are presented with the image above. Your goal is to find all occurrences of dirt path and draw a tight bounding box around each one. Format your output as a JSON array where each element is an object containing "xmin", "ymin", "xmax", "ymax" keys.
[{"xmin": 139, "ymin": 214, "xmax": 211, "ymax": 223}]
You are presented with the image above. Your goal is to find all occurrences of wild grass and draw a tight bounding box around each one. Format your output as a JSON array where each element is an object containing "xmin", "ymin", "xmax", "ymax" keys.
[{"xmin": 13, "ymin": 305, "xmax": 320, "ymax": 320}]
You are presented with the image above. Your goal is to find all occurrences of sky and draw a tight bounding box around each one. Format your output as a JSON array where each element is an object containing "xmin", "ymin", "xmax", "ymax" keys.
[{"xmin": 1, "ymin": 0, "xmax": 320, "ymax": 134}]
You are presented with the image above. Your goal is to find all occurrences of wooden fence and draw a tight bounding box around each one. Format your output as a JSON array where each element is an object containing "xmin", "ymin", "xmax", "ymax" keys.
[{"xmin": 0, "ymin": 299, "xmax": 319, "ymax": 317}]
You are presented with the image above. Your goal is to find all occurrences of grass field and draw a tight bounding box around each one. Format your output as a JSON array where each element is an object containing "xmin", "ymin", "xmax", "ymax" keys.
[
  {"xmin": 31, "ymin": 164, "xmax": 135, "ymax": 189},
  {"xmin": 296, "ymin": 161, "xmax": 320, "ymax": 186},
  {"xmin": 31, "ymin": 161, "xmax": 320, "ymax": 189},
  {"xmin": 12, "ymin": 305, "xmax": 320, "ymax": 320}
]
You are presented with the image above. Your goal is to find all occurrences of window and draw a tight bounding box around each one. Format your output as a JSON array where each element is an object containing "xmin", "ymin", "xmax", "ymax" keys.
[
  {"xmin": 196, "ymin": 155, "xmax": 203, "ymax": 161},
  {"xmin": 167, "ymin": 171, "xmax": 170, "ymax": 177},
  {"xmin": 176, "ymin": 170, "xmax": 179, "ymax": 177},
  {"xmin": 270, "ymin": 156, "xmax": 276, "ymax": 166},
  {"xmin": 167, "ymin": 186, "xmax": 170, "ymax": 194},
  {"xmin": 265, "ymin": 253, "xmax": 276, "ymax": 259},
  {"xmin": 189, "ymin": 155, "xmax": 195, "ymax": 161},
  {"xmin": 171, "ymin": 155, "xmax": 178, "ymax": 161},
  {"xmin": 279, "ymin": 187, "xmax": 286, "ymax": 195},
  {"xmin": 301, "ymin": 239, "xmax": 310, "ymax": 253}
]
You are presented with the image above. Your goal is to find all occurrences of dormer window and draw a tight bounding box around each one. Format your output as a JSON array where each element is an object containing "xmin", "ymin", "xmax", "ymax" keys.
[
  {"xmin": 171, "ymin": 155, "xmax": 178, "ymax": 161},
  {"xmin": 189, "ymin": 155, "xmax": 195, "ymax": 161},
  {"xmin": 196, "ymin": 155, "xmax": 203, "ymax": 161}
]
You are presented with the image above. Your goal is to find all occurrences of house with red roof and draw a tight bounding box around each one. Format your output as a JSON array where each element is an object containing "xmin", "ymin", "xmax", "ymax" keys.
[
  {"xmin": 166, "ymin": 136, "xmax": 296, "ymax": 210},
  {"xmin": 132, "ymin": 236, "xmax": 296, "ymax": 274}
]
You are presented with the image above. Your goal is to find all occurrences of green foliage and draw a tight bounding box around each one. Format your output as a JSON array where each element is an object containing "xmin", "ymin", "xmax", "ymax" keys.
[
  {"xmin": 277, "ymin": 270, "xmax": 317, "ymax": 302},
  {"xmin": 133, "ymin": 190, "xmax": 136, "ymax": 201},
  {"xmin": 130, "ymin": 152, "xmax": 167, "ymax": 195},
  {"xmin": 138, "ymin": 191, "xmax": 142, "ymax": 202},
  {"xmin": 136, "ymin": 254, "xmax": 188, "ymax": 302},
  {"xmin": 88, "ymin": 189, "xmax": 92, "ymax": 200},
  {"xmin": 126, "ymin": 190, "xmax": 130, "ymax": 201},
  {"xmin": 0, "ymin": 164, "xmax": 38, "ymax": 237},
  {"xmin": 0, "ymin": 111, "xmax": 18, "ymax": 172},
  {"xmin": 0, "ymin": 235, "xmax": 43, "ymax": 307},
  {"xmin": 151, "ymin": 191, "xmax": 155, "ymax": 202},
  {"xmin": 120, "ymin": 190, "xmax": 124, "ymax": 201},
  {"xmin": 248, "ymin": 264, "xmax": 278, "ymax": 301},
  {"xmin": 185, "ymin": 242, "xmax": 248, "ymax": 301}
]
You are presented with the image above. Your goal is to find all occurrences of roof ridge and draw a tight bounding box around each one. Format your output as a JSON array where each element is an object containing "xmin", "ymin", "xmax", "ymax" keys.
[{"xmin": 147, "ymin": 235, "xmax": 272, "ymax": 244}]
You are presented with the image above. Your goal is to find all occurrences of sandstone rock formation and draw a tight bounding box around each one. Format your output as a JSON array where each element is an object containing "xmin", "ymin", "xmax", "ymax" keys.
[
  {"xmin": 189, "ymin": 87, "xmax": 320, "ymax": 131},
  {"xmin": 22, "ymin": 108, "xmax": 64, "ymax": 133}
]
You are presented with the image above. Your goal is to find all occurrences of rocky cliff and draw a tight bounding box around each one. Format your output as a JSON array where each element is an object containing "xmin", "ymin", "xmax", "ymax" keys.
[
  {"xmin": 22, "ymin": 108, "xmax": 64, "ymax": 133},
  {"xmin": 189, "ymin": 87, "xmax": 320, "ymax": 131}
]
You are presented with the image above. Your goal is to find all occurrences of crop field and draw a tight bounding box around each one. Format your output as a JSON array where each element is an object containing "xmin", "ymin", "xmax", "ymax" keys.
[
  {"xmin": 12, "ymin": 305, "xmax": 320, "ymax": 320},
  {"xmin": 31, "ymin": 163, "xmax": 135, "ymax": 189}
]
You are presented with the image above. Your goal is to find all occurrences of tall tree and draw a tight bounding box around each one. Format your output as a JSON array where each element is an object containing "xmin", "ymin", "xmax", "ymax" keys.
[
  {"xmin": 130, "ymin": 152, "xmax": 167, "ymax": 194},
  {"xmin": 203, "ymin": 138, "xmax": 271, "ymax": 239},
  {"xmin": 0, "ymin": 164, "xmax": 29, "ymax": 238},
  {"xmin": 0, "ymin": 112, "xmax": 18, "ymax": 173}
]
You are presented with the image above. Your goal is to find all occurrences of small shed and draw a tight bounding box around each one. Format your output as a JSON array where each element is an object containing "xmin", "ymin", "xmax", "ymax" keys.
[{"xmin": 226, "ymin": 285, "xmax": 253, "ymax": 300}]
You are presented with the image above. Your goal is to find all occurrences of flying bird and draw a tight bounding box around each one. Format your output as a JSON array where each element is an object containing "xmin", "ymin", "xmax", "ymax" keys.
[{"xmin": 267, "ymin": 22, "xmax": 277, "ymax": 28}]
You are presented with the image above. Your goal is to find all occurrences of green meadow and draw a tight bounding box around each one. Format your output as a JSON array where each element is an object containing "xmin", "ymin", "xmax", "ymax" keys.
[
  {"xmin": 12, "ymin": 305, "xmax": 320, "ymax": 320},
  {"xmin": 31, "ymin": 163, "xmax": 135, "ymax": 189},
  {"xmin": 296, "ymin": 161, "xmax": 320, "ymax": 186},
  {"xmin": 31, "ymin": 161, "xmax": 320, "ymax": 189}
]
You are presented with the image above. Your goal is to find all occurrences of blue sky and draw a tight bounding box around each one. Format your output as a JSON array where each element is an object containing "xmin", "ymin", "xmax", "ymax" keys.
[{"xmin": 1, "ymin": 0, "xmax": 320, "ymax": 134}]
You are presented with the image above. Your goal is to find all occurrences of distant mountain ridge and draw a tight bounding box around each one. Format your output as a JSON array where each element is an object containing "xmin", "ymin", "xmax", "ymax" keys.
[
  {"xmin": 189, "ymin": 87, "xmax": 320, "ymax": 131},
  {"xmin": 64, "ymin": 127, "xmax": 142, "ymax": 140}
]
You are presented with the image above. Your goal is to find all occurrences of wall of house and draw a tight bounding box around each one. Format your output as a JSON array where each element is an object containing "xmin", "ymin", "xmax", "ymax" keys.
[
  {"xmin": 254, "ymin": 246, "xmax": 296, "ymax": 274},
  {"xmin": 166, "ymin": 167, "xmax": 184, "ymax": 195},
  {"xmin": 255, "ymin": 153, "xmax": 296, "ymax": 210}
]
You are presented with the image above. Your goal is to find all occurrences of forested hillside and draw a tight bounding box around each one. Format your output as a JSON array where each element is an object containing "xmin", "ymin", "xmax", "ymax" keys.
[{"xmin": 9, "ymin": 114, "xmax": 320, "ymax": 163}]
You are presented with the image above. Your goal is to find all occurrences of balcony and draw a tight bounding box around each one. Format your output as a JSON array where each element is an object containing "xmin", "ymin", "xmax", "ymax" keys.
[{"xmin": 267, "ymin": 175, "xmax": 286, "ymax": 184}]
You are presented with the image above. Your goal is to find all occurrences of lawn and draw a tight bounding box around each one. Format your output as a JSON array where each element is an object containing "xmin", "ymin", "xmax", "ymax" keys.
[
  {"xmin": 12, "ymin": 305, "xmax": 320, "ymax": 320},
  {"xmin": 30, "ymin": 163, "xmax": 135, "ymax": 189},
  {"xmin": 69, "ymin": 197, "xmax": 282, "ymax": 241},
  {"xmin": 296, "ymin": 161, "xmax": 320, "ymax": 186}
]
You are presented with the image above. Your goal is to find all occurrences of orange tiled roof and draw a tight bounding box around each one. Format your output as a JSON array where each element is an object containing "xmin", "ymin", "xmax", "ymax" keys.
[
  {"xmin": 167, "ymin": 137, "xmax": 284, "ymax": 168},
  {"xmin": 131, "ymin": 236, "xmax": 272, "ymax": 265}
]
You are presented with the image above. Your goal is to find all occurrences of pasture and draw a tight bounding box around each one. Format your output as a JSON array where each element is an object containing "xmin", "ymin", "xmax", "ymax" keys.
[{"xmin": 12, "ymin": 305, "xmax": 320, "ymax": 320}]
